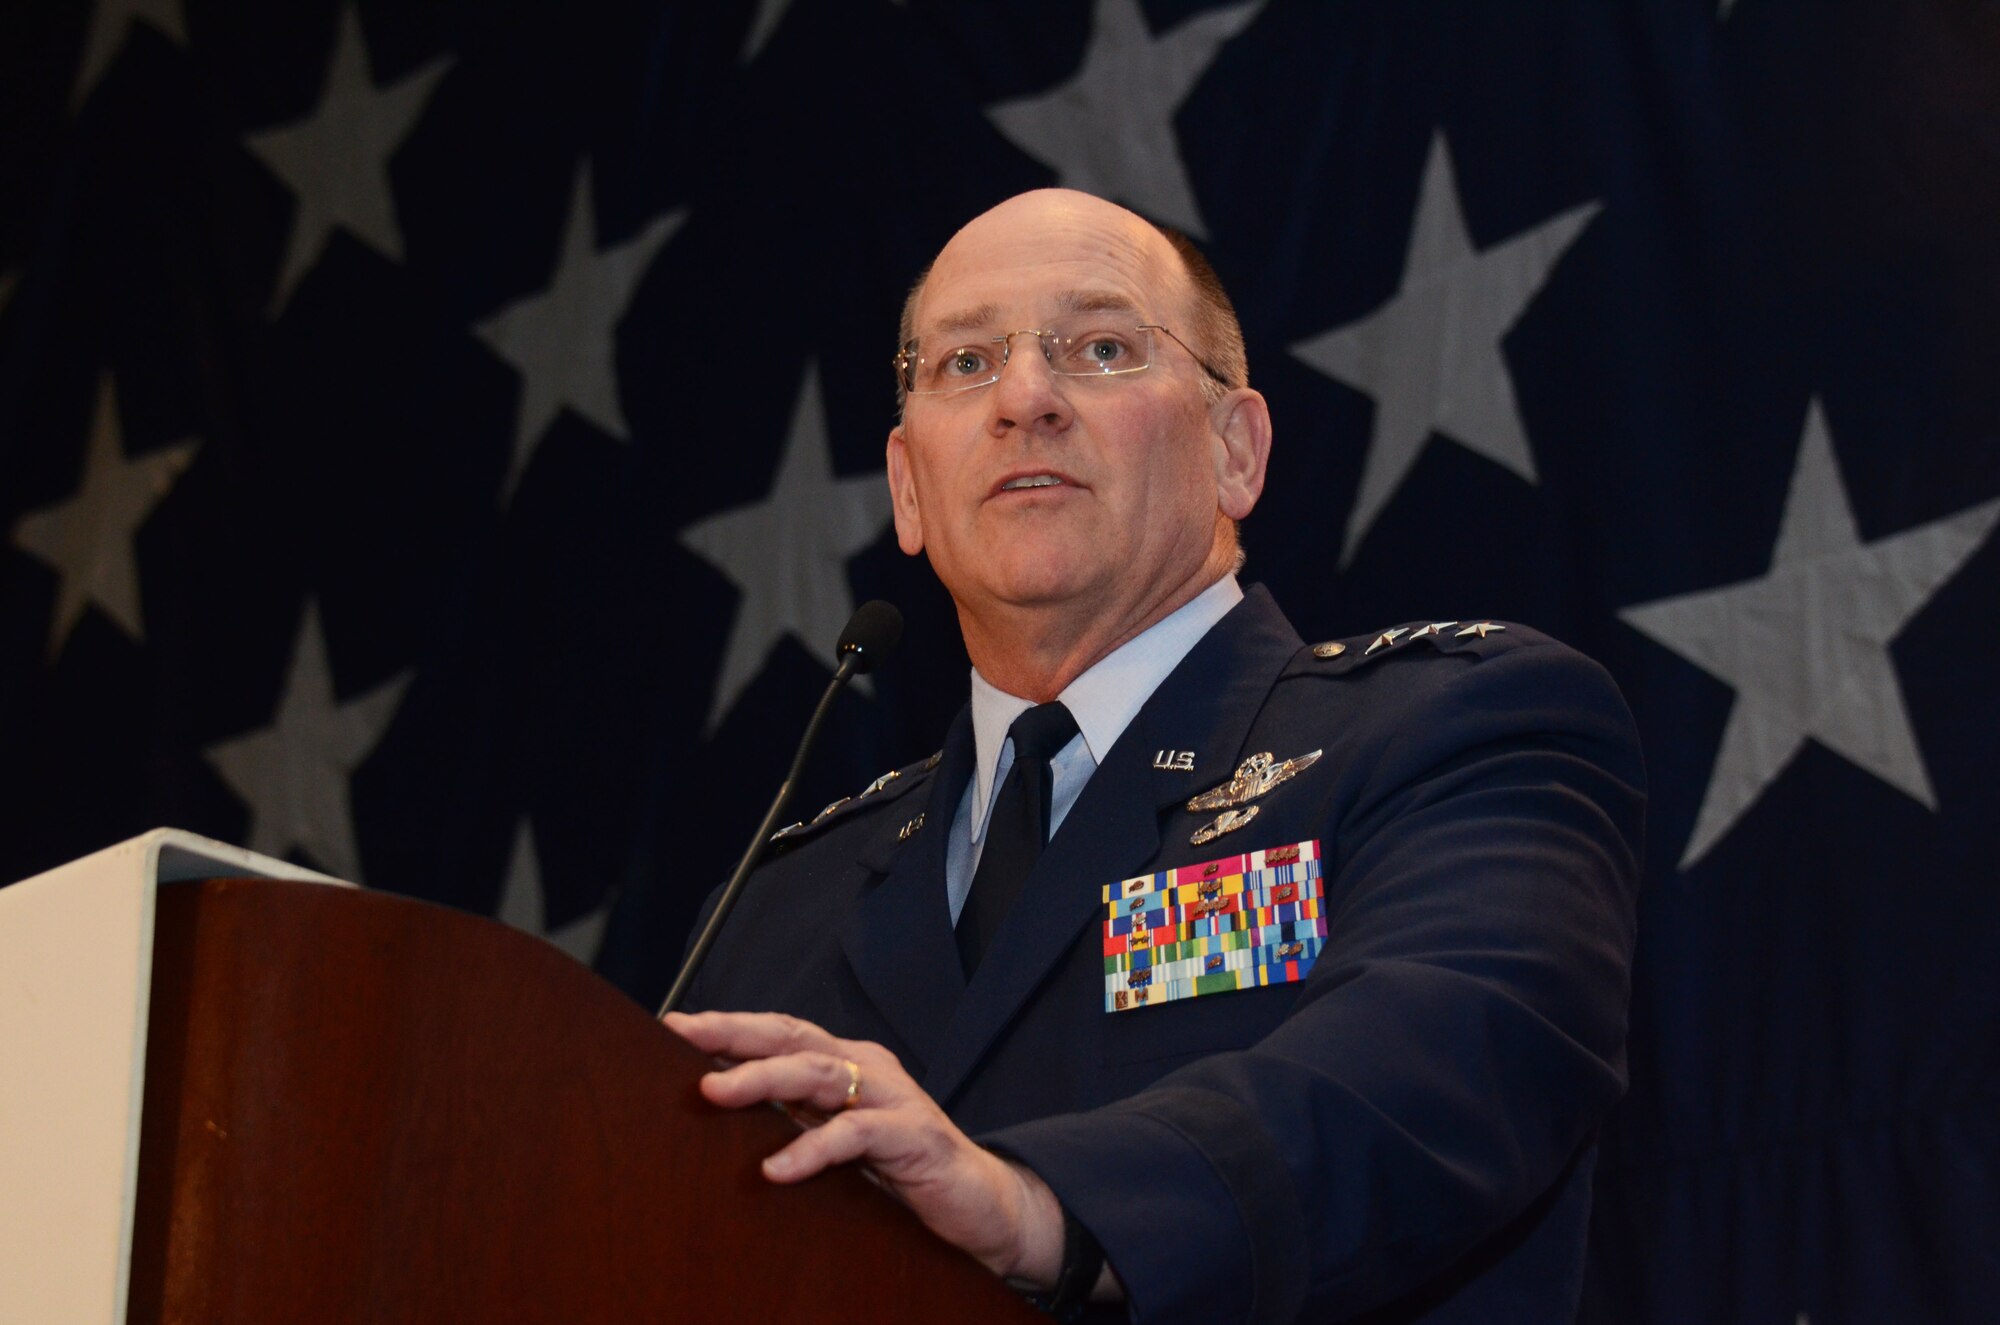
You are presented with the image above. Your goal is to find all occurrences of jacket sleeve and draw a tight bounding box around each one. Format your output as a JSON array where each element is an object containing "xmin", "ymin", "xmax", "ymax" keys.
[{"xmin": 981, "ymin": 638, "xmax": 1646, "ymax": 1324}]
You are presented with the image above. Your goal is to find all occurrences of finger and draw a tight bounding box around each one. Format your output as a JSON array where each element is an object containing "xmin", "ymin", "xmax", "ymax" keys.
[
  {"xmin": 761, "ymin": 1110, "xmax": 879, "ymax": 1183},
  {"xmin": 701, "ymin": 1051, "xmax": 863, "ymax": 1113},
  {"xmin": 664, "ymin": 1009, "xmax": 840, "ymax": 1060}
]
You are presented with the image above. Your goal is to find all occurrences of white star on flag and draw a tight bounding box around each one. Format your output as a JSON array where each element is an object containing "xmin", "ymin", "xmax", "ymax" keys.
[
  {"xmin": 1620, "ymin": 399, "xmax": 2000, "ymax": 868},
  {"xmin": 740, "ymin": 0, "xmax": 790, "ymax": 60},
  {"xmin": 497, "ymin": 818, "xmax": 611, "ymax": 965},
  {"xmin": 1292, "ymin": 132, "xmax": 1599, "ymax": 567},
  {"xmin": 474, "ymin": 164, "xmax": 685, "ymax": 503},
  {"xmin": 204, "ymin": 600, "xmax": 412, "ymax": 883},
  {"xmin": 986, "ymin": 0, "xmax": 1264, "ymax": 238},
  {"xmin": 681, "ymin": 360, "xmax": 893, "ymax": 734},
  {"xmin": 245, "ymin": 4, "xmax": 451, "ymax": 315},
  {"xmin": 70, "ymin": 0, "xmax": 186, "ymax": 111},
  {"xmin": 11, "ymin": 373, "xmax": 199, "ymax": 661}
]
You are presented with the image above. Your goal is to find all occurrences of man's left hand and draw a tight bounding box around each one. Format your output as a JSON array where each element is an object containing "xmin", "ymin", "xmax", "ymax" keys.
[{"xmin": 662, "ymin": 1009, "xmax": 1065, "ymax": 1289}]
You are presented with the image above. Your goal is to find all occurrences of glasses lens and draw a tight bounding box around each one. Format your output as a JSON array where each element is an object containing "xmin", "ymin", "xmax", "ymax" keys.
[
  {"xmin": 903, "ymin": 341, "xmax": 1001, "ymax": 394},
  {"xmin": 1046, "ymin": 324, "xmax": 1152, "ymax": 377}
]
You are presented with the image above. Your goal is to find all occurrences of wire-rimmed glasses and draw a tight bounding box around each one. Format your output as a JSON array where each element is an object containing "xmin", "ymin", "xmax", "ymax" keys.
[{"xmin": 895, "ymin": 321, "xmax": 1229, "ymax": 396}]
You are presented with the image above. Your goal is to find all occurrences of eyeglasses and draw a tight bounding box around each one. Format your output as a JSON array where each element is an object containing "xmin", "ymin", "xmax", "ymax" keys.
[{"xmin": 894, "ymin": 321, "xmax": 1231, "ymax": 396}]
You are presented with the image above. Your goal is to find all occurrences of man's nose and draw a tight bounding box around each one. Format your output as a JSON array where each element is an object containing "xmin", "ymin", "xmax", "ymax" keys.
[{"xmin": 988, "ymin": 338, "xmax": 1072, "ymax": 434}]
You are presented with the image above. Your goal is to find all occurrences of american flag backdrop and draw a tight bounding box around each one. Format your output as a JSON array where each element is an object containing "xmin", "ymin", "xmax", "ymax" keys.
[{"xmin": 2, "ymin": 1, "xmax": 1996, "ymax": 1320}]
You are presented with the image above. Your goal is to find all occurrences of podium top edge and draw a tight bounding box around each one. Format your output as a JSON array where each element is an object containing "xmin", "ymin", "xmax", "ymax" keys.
[{"xmin": 6, "ymin": 829, "xmax": 356, "ymax": 893}]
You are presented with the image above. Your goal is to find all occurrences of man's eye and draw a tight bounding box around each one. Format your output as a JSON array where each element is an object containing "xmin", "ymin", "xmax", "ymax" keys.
[
  {"xmin": 945, "ymin": 348, "xmax": 991, "ymax": 377},
  {"xmin": 1067, "ymin": 333, "xmax": 1134, "ymax": 369}
]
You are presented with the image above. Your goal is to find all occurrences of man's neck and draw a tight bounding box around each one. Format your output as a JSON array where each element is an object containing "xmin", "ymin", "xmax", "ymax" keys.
[{"xmin": 958, "ymin": 546, "xmax": 1239, "ymax": 701}]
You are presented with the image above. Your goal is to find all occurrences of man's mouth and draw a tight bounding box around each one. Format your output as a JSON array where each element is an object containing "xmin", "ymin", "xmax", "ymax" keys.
[{"xmin": 1000, "ymin": 474, "xmax": 1065, "ymax": 491}]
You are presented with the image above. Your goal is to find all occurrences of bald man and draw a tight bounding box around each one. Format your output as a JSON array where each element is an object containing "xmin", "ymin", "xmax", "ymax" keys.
[{"xmin": 668, "ymin": 190, "xmax": 1645, "ymax": 1325}]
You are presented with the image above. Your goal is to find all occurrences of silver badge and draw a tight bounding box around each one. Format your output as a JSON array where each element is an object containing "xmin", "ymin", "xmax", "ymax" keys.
[
  {"xmin": 1190, "ymin": 804, "xmax": 1260, "ymax": 846},
  {"xmin": 1186, "ymin": 750, "xmax": 1323, "ymax": 813}
]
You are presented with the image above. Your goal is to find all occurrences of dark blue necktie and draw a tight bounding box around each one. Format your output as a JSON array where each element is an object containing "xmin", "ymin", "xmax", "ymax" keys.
[{"xmin": 957, "ymin": 702, "xmax": 1080, "ymax": 976}]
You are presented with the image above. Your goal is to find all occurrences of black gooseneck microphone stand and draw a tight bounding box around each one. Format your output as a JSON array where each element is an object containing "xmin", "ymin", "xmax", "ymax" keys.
[{"xmin": 657, "ymin": 600, "xmax": 902, "ymax": 1017}]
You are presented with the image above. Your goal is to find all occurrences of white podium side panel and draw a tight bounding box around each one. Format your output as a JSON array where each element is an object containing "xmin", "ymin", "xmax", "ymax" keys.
[{"xmin": 0, "ymin": 830, "xmax": 346, "ymax": 1325}]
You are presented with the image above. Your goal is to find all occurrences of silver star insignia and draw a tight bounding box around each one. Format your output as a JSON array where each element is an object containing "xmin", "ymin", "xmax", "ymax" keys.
[
  {"xmin": 1455, "ymin": 622, "xmax": 1506, "ymax": 638},
  {"xmin": 1366, "ymin": 626, "xmax": 1409, "ymax": 655},
  {"xmin": 1409, "ymin": 621, "xmax": 1460, "ymax": 640}
]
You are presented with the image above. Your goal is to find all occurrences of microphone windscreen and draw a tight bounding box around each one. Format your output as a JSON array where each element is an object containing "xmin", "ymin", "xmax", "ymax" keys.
[{"xmin": 837, "ymin": 600, "xmax": 903, "ymax": 674}]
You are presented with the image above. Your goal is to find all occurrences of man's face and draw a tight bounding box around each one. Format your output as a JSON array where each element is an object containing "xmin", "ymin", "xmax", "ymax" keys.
[{"xmin": 887, "ymin": 191, "xmax": 1243, "ymax": 637}]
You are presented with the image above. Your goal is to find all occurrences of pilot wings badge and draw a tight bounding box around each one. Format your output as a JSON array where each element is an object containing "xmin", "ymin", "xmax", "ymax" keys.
[{"xmin": 1186, "ymin": 749, "xmax": 1324, "ymax": 813}]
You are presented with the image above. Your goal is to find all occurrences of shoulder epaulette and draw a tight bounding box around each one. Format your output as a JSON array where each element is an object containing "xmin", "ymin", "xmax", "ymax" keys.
[
  {"xmin": 768, "ymin": 750, "xmax": 941, "ymax": 845},
  {"xmin": 1283, "ymin": 619, "xmax": 1526, "ymax": 679}
]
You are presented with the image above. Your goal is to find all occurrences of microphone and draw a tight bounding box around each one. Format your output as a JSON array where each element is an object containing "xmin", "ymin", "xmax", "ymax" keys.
[
  {"xmin": 836, "ymin": 599, "xmax": 902, "ymax": 675},
  {"xmin": 657, "ymin": 600, "xmax": 904, "ymax": 1016}
]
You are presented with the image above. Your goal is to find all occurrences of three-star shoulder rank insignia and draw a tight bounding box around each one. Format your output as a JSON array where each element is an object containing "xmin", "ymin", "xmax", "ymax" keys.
[
  {"xmin": 769, "ymin": 750, "xmax": 941, "ymax": 844},
  {"xmin": 1300, "ymin": 619, "xmax": 1515, "ymax": 674}
]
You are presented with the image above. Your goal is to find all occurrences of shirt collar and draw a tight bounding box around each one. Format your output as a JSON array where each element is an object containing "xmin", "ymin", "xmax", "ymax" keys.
[{"xmin": 968, "ymin": 574, "xmax": 1244, "ymax": 837}]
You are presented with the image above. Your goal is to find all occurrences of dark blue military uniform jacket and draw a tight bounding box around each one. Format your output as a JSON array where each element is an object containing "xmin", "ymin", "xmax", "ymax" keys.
[{"xmin": 687, "ymin": 586, "xmax": 1645, "ymax": 1324}]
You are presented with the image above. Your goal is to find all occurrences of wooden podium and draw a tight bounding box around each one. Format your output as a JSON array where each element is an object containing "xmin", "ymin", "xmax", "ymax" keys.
[{"xmin": 0, "ymin": 831, "xmax": 1036, "ymax": 1323}]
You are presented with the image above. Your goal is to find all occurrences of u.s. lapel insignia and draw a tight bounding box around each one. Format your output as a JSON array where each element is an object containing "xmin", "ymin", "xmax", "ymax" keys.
[
  {"xmin": 1190, "ymin": 804, "xmax": 1259, "ymax": 846},
  {"xmin": 897, "ymin": 812, "xmax": 925, "ymax": 841},
  {"xmin": 1186, "ymin": 749, "xmax": 1324, "ymax": 813}
]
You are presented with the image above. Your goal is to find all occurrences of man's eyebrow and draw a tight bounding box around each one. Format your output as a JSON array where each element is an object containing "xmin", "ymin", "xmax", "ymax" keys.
[
  {"xmin": 922, "ymin": 303, "xmax": 1002, "ymax": 341},
  {"xmin": 1055, "ymin": 289, "xmax": 1142, "ymax": 317},
  {"xmin": 920, "ymin": 290, "xmax": 1144, "ymax": 342}
]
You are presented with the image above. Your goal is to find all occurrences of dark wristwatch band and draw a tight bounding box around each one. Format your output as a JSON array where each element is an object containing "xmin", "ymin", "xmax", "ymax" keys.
[{"xmin": 1038, "ymin": 1203, "xmax": 1104, "ymax": 1321}]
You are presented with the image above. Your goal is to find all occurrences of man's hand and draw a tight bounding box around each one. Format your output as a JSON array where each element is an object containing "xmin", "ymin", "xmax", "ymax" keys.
[{"xmin": 662, "ymin": 1009, "xmax": 1066, "ymax": 1289}]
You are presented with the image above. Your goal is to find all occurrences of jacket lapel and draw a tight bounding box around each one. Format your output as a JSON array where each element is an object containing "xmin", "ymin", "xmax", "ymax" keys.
[
  {"xmin": 838, "ymin": 709, "xmax": 974, "ymax": 1069},
  {"xmin": 921, "ymin": 586, "xmax": 1305, "ymax": 1106}
]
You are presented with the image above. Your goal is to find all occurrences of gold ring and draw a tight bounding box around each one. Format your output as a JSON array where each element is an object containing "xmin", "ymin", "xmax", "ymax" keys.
[{"xmin": 841, "ymin": 1058, "xmax": 862, "ymax": 1109}]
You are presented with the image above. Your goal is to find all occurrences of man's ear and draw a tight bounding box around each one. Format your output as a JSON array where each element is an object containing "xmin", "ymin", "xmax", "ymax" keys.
[
  {"xmin": 1211, "ymin": 389, "xmax": 1271, "ymax": 521},
  {"xmin": 886, "ymin": 425, "xmax": 926, "ymax": 555}
]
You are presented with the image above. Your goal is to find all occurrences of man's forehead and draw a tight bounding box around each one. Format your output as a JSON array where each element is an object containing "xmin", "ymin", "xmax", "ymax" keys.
[{"xmin": 914, "ymin": 190, "xmax": 1183, "ymax": 334}]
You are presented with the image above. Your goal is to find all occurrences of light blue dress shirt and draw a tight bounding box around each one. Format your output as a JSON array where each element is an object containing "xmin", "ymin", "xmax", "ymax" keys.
[{"xmin": 944, "ymin": 575, "xmax": 1245, "ymax": 924}]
